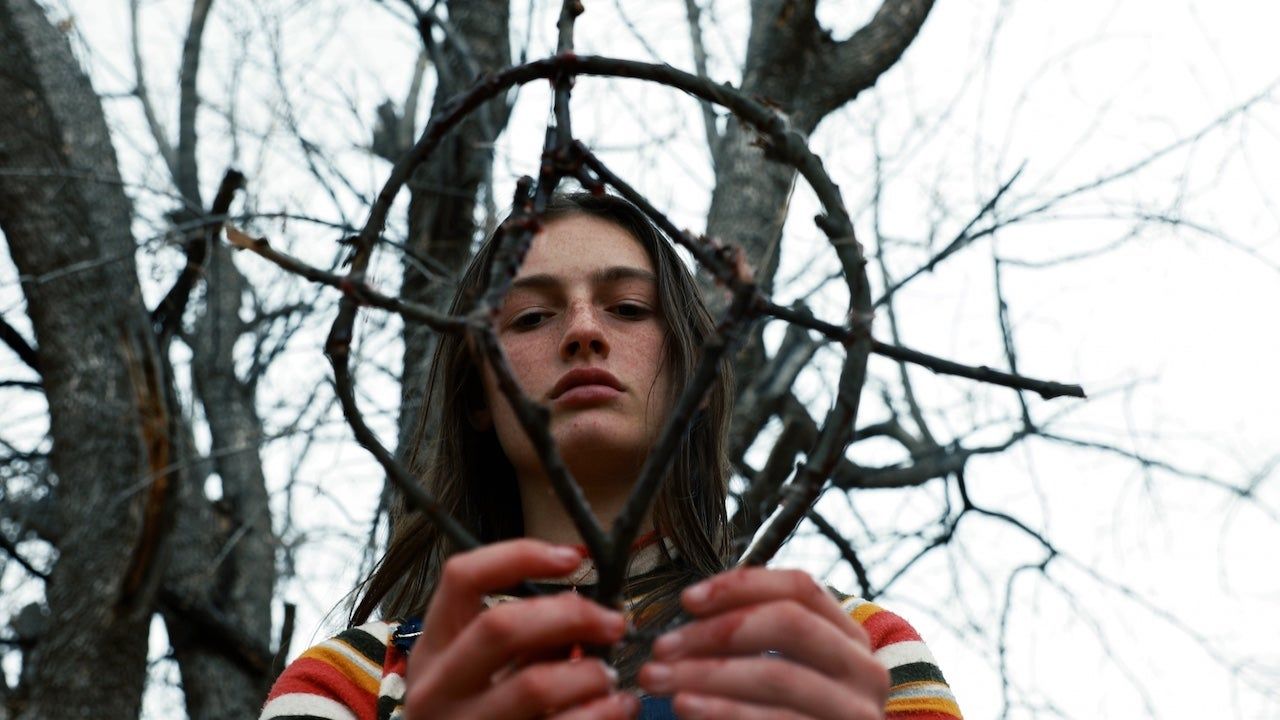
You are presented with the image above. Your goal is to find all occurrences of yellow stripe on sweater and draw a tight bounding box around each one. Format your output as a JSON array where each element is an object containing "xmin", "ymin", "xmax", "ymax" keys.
[
  {"xmin": 850, "ymin": 599, "xmax": 884, "ymax": 624},
  {"xmin": 886, "ymin": 694, "xmax": 963, "ymax": 716},
  {"xmin": 305, "ymin": 641, "xmax": 381, "ymax": 696}
]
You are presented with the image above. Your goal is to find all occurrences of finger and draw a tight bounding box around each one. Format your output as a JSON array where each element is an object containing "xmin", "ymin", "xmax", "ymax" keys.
[
  {"xmin": 472, "ymin": 659, "xmax": 620, "ymax": 720},
  {"xmin": 670, "ymin": 692, "xmax": 808, "ymax": 720},
  {"xmin": 642, "ymin": 658, "xmax": 885, "ymax": 720},
  {"xmin": 432, "ymin": 592, "xmax": 625, "ymax": 693},
  {"xmin": 549, "ymin": 691, "xmax": 640, "ymax": 720},
  {"xmin": 651, "ymin": 600, "xmax": 876, "ymax": 681},
  {"xmin": 422, "ymin": 539, "xmax": 582, "ymax": 652},
  {"xmin": 680, "ymin": 568, "xmax": 865, "ymax": 643}
]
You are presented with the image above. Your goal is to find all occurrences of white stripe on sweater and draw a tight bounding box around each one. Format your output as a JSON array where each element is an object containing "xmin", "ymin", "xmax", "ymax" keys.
[
  {"xmin": 260, "ymin": 693, "xmax": 359, "ymax": 720},
  {"xmin": 873, "ymin": 639, "xmax": 937, "ymax": 669},
  {"xmin": 322, "ymin": 637, "xmax": 382, "ymax": 682}
]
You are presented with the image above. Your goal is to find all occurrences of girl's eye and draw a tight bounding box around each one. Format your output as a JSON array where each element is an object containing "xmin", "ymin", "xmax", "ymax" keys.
[
  {"xmin": 512, "ymin": 311, "xmax": 549, "ymax": 329},
  {"xmin": 613, "ymin": 302, "xmax": 650, "ymax": 320}
]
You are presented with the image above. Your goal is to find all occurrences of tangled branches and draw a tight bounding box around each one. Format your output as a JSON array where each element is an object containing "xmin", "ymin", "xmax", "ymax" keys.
[{"xmin": 229, "ymin": 0, "xmax": 1081, "ymax": 628}]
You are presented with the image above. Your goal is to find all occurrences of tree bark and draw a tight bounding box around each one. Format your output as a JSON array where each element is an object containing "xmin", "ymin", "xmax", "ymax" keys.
[
  {"xmin": 706, "ymin": 0, "xmax": 935, "ymax": 282},
  {"xmin": 705, "ymin": 0, "xmax": 935, "ymax": 469},
  {"xmin": 165, "ymin": 240, "xmax": 277, "ymax": 719},
  {"xmin": 0, "ymin": 1, "xmax": 168, "ymax": 716},
  {"xmin": 397, "ymin": 0, "xmax": 512, "ymax": 454},
  {"xmin": 155, "ymin": 1, "xmax": 278, "ymax": 713}
]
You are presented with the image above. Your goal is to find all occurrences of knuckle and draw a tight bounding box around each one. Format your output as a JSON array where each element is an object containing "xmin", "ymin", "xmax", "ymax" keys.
[
  {"xmin": 677, "ymin": 693, "xmax": 729, "ymax": 719},
  {"xmin": 561, "ymin": 593, "xmax": 603, "ymax": 627},
  {"xmin": 403, "ymin": 676, "xmax": 447, "ymax": 719},
  {"xmin": 871, "ymin": 659, "xmax": 891, "ymax": 699},
  {"xmin": 833, "ymin": 643, "xmax": 865, "ymax": 680},
  {"xmin": 754, "ymin": 660, "xmax": 793, "ymax": 697},
  {"xmin": 440, "ymin": 554, "xmax": 473, "ymax": 589},
  {"xmin": 475, "ymin": 606, "xmax": 517, "ymax": 643},
  {"xmin": 774, "ymin": 600, "xmax": 811, "ymax": 633},
  {"xmin": 511, "ymin": 668, "xmax": 559, "ymax": 707},
  {"xmin": 509, "ymin": 537, "xmax": 546, "ymax": 559},
  {"xmin": 870, "ymin": 661, "xmax": 890, "ymax": 696},
  {"xmin": 784, "ymin": 569, "xmax": 822, "ymax": 598},
  {"xmin": 848, "ymin": 616, "xmax": 872, "ymax": 645}
]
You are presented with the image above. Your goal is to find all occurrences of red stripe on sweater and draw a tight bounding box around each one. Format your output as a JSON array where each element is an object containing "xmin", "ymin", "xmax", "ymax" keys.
[
  {"xmin": 266, "ymin": 656, "xmax": 377, "ymax": 719},
  {"xmin": 861, "ymin": 607, "xmax": 923, "ymax": 649},
  {"xmin": 385, "ymin": 647, "xmax": 408, "ymax": 679},
  {"xmin": 887, "ymin": 710, "xmax": 961, "ymax": 720}
]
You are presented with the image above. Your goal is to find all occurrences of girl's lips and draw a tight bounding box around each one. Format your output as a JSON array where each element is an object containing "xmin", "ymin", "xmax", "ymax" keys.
[
  {"xmin": 553, "ymin": 384, "xmax": 623, "ymax": 408},
  {"xmin": 550, "ymin": 367, "xmax": 625, "ymax": 399}
]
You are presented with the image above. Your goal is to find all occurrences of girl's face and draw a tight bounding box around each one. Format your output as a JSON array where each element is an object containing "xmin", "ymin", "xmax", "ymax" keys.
[{"xmin": 479, "ymin": 213, "xmax": 674, "ymax": 486}]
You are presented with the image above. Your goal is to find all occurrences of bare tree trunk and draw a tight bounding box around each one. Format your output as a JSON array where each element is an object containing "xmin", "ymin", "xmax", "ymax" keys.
[
  {"xmin": 164, "ymin": 239, "xmax": 277, "ymax": 720},
  {"xmin": 152, "ymin": 2, "xmax": 278, "ymax": 714},
  {"xmin": 0, "ymin": 1, "xmax": 168, "ymax": 716},
  {"xmin": 706, "ymin": 0, "xmax": 935, "ymax": 475},
  {"xmin": 707, "ymin": 0, "xmax": 935, "ymax": 282},
  {"xmin": 2, "ymin": 1, "xmax": 279, "ymax": 716},
  {"xmin": 397, "ymin": 0, "xmax": 512, "ymax": 453}
]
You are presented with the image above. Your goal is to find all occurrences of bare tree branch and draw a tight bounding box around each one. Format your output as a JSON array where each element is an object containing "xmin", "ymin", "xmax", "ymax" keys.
[
  {"xmin": 763, "ymin": 301, "xmax": 1085, "ymax": 399},
  {"xmin": 683, "ymin": 0, "xmax": 720, "ymax": 165},
  {"xmin": 158, "ymin": 587, "xmax": 274, "ymax": 678},
  {"xmin": 0, "ymin": 531, "xmax": 46, "ymax": 580},
  {"xmin": 807, "ymin": 509, "xmax": 872, "ymax": 599},
  {"xmin": 151, "ymin": 168, "xmax": 245, "ymax": 341},
  {"xmin": 873, "ymin": 162, "xmax": 1025, "ymax": 308},
  {"xmin": 806, "ymin": 0, "xmax": 937, "ymax": 117},
  {"xmin": 176, "ymin": 0, "xmax": 215, "ymax": 206},
  {"xmin": 226, "ymin": 226, "xmax": 467, "ymax": 333},
  {"xmin": 128, "ymin": 0, "xmax": 177, "ymax": 177},
  {"xmin": 0, "ymin": 313, "xmax": 39, "ymax": 372}
]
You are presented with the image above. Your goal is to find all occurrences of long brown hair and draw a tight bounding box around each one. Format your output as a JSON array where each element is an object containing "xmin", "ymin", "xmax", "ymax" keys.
[{"xmin": 351, "ymin": 191, "xmax": 733, "ymax": 677}]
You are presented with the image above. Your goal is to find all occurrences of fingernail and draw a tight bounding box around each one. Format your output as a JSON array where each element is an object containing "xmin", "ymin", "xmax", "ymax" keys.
[
  {"xmin": 607, "ymin": 610, "xmax": 626, "ymax": 629},
  {"xmin": 683, "ymin": 582, "xmax": 710, "ymax": 607},
  {"xmin": 551, "ymin": 546, "xmax": 581, "ymax": 563},
  {"xmin": 679, "ymin": 693, "xmax": 710, "ymax": 718},
  {"xmin": 615, "ymin": 692, "xmax": 640, "ymax": 715},
  {"xmin": 642, "ymin": 662, "xmax": 673, "ymax": 693},
  {"xmin": 652, "ymin": 631, "xmax": 683, "ymax": 659},
  {"xmin": 600, "ymin": 661, "xmax": 618, "ymax": 685}
]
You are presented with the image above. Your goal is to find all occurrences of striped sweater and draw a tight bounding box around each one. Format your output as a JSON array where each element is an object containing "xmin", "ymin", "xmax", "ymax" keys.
[{"xmin": 262, "ymin": 596, "xmax": 961, "ymax": 719}]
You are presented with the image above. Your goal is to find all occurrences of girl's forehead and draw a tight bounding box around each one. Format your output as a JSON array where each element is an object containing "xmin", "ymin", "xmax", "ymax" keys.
[{"xmin": 518, "ymin": 214, "xmax": 654, "ymax": 278}]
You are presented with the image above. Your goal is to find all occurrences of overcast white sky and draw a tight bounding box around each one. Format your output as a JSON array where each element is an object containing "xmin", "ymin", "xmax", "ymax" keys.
[{"xmin": 3, "ymin": 1, "xmax": 1279, "ymax": 718}]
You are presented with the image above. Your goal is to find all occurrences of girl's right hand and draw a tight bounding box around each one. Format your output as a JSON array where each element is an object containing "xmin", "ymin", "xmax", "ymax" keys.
[{"xmin": 402, "ymin": 539, "xmax": 639, "ymax": 719}]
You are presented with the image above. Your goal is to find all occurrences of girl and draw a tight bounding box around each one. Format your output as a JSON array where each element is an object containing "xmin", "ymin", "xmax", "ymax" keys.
[{"xmin": 262, "ymin": 193, "xmax": 962, "ymax": 720}]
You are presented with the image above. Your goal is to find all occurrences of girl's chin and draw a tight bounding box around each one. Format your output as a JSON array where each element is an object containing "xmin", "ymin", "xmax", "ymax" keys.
[{"xmin": 553, "ymin": 425, "xmax": 651, "ymax": 466}]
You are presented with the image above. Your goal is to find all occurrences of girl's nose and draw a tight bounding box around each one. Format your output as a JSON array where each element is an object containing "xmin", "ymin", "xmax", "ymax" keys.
[{"xmin": 560, "ymin": 306, "xmax": 609, "ymax": 360}]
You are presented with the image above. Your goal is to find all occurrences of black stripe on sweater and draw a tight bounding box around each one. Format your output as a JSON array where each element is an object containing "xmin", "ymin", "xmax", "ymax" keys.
[
  {"xmin": 377, "ymin": 694, "xmax": 399, "ymax": 720},
  {"xmin": 335, "ymin": 626, "xmax": 387, "ymax": 666},
  {"xmin": 889, "ymin": 660, "xmax": 947, "ymax": 686}
]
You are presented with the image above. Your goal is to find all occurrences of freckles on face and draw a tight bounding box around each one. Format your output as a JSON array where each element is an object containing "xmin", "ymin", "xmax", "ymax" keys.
[{"xmin": 479, "ymin": 213, "xmax": 674, "ymax": 481}]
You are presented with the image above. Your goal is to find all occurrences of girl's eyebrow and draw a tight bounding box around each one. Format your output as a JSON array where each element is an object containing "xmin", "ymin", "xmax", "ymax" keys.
[{"xmin": 509, "ymin": 266, "xmax": 657, "ymax": 291}]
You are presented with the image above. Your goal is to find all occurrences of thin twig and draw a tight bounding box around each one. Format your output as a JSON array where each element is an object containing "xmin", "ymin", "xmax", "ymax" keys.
[
  {"xmin": 0, "ymin": 313, "xmax": 40, "ymax": 372},
  {"xmin": 874, "ymin": 162, "xmax": 1026, "ymax": 307},
  {"xmin": 806, "ymin": 509, "xmax": 873, "ymax": 599},
  {"xmin": 226, "ymin": 227, "xmax": 465, "ymax": 334},
  {"xmin": 327, "ymin": 348, "xmax": 479, "ymax": 555},
  {"xmin": 470, "ymin": 320, "xmax": 613, "ymax": 562},
  {"xmin": 602, "ymin": 286, "xmax": 757, "ymax": 602},
  {"xmin": 0, "ymin": 531, "xmax": 47, "ymax": 579},
  {"xmin": 762, "ymin": 301, "xmax": 1084, "ymax": 400},
  {"xmin": 152, "ymin": 168, "xmax": 245, "ymax": 341},
  {"xmin": 682, "ymin": 0, "xmax": 720, "ymax": 165}
]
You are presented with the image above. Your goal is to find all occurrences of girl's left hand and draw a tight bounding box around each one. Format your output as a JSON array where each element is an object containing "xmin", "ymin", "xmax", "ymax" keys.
[{"xmin": 638, "ymin": 567, "xmax": 889, "ymax": 720}]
